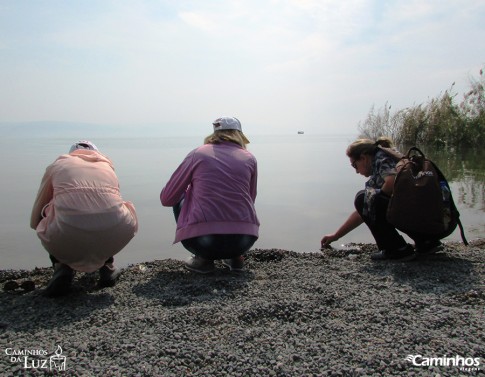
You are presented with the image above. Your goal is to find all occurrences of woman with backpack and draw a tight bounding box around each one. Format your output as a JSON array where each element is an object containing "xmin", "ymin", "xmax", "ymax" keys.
[{"xmin": 320, "ymin": 137, "xmax": 442, "ymax": 260}]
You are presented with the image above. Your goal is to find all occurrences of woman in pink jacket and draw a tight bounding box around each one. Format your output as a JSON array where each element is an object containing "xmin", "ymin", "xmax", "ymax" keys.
[
  {"xmin": 31, "ymin": 141, "xmax": 138, "ymax": 297},
  {"xmin": 161, "ymin": 117, "xmax": 259, "ymax": 273}
]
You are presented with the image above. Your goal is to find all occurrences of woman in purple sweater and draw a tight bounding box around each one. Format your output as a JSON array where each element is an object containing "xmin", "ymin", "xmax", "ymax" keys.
[{"xmin": 161, "ymin": 117, "xmax": 260, "ymax": 273}]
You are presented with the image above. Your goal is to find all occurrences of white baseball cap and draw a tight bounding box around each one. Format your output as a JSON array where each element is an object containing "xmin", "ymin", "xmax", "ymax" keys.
[
  {"xmin": 212, "ymin": 117, "xmax": 250, "ymax": 143},
  {"xmin": 69, "ymin": 140, "xmax": 99, "ymax": 153},
  {"xmin": 212, "ymin": 117, "xmax": 242, "ymax": 131}
]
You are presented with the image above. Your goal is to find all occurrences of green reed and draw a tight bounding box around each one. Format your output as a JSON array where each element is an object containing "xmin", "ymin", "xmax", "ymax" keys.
[{"xmin": 358, "ymin": 67, "xmax": 485, "ymax": 149}]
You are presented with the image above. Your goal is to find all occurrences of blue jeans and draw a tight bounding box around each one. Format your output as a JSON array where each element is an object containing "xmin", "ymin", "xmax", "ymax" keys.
[{"xmin": 173, "ymin": 201, "xmax": 257, "ymax": 260}]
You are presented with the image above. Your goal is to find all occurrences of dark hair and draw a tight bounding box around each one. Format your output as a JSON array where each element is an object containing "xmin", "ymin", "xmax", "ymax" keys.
[{"xmin": 346, "ymin": 136, "xmax": 394, "ymax": 159}]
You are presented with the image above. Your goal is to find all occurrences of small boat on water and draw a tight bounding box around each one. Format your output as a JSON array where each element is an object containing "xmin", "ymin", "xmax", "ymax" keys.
[{"xmin": 297, "ymin": 131, "xmax": 304, "ymax": 134}]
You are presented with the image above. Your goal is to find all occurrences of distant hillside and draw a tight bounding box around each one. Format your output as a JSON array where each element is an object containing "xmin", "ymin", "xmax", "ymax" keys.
[
  {"xmin": 0, "ymin": 122, "xmax": 198, "ymax": 138},
  {"xmin": 0, "ymin": 122, "xmax": 121, "ymax": 138}
]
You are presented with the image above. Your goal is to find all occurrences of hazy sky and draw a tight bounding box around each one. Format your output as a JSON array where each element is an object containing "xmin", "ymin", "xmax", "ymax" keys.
[{"xmin": 1, "ymin": 0, "xmax": 484, "ymax": 135}]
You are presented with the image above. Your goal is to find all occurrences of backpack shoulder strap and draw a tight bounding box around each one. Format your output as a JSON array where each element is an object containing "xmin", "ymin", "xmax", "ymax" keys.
[
  {"xmin": 457, "ymin": 219, "xmax": 469, "ymax": 246},
  {"xmin": 430, "ymin": 160, "xmax": 469, "ymax": 246},
  {"xmin": 377, "ymin": 145, "xmax": 404, "ymax": 162},
  {"xmin": 406, "ymin": 146, "xmax": 426, "ymax": 158}
]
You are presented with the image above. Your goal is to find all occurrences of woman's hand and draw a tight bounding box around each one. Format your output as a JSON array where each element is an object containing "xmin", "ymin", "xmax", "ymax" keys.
[
  {"xmin": 320, "ymin": 210, "xmax": 364, "ymax": 250},
  {"xmin": 321, "ymin": 234, "xmax": 338, "ymax": 249}
]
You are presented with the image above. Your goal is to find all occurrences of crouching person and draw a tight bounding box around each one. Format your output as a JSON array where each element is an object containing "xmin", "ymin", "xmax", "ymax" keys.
[
  {"xmin": 160, "ymin": 117, "xmax": 259, "ymax": 273},
  {"xmin": 30, "ymin": 141, "xmax": 138, "ymax": 297}
]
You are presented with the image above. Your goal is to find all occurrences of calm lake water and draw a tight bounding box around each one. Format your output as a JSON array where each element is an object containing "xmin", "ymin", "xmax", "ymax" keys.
[{"xmin": 1, "ymin": 134, "xmax": 484, "ymax": 269}]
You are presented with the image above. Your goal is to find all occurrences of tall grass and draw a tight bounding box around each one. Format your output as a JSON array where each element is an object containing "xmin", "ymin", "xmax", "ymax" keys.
[{"xmin": 358, "ymin": 67, "xmax": 485, "ymax": 148}]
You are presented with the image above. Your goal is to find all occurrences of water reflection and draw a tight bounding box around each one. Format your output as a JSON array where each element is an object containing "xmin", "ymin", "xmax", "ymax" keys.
[
  {"xmin": 0, "ymin": 135, "xmax": 483, "ymax": 270},
  {"xmin": 405, "ymin": 145, "xmax": 485, "ymax": 211}
]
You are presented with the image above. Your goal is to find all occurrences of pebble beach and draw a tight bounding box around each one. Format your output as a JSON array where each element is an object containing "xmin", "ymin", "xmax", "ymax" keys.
[{"xmin": 1, "ymin": 239, "xmax": 484, "ymax": 376}]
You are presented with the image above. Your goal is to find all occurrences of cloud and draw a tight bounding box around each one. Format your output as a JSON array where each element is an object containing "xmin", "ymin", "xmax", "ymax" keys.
[
  {"xmin": 179, "ymin": 11, "xmax": 218, "ymax": 32},
  {"xmin": 0, "ymin": 0, "xmax": 484, "ymax": 134}
]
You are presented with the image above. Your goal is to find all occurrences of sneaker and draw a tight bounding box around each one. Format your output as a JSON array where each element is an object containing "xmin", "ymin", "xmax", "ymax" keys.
[
  {"xmin": 416, "ymin": 240, "xmax": 443, "ymax": 255},
  {"xmin": 222, "ymin": 256, "xmax": 245, "ymax": 272},
  {"xmin": 371, "ymin": 244, "xmax": 416, "ymax": 261},
  {"xmin": 98, "ymin": 265, "xmax": 122, "ymax": 288},
  {"xmin": 184, "ymin": 256, "xmax": 215, "ymax": 274},
  {"xmin": 43, "ymin": 264, "xmax": 74, "ymax": 297}
]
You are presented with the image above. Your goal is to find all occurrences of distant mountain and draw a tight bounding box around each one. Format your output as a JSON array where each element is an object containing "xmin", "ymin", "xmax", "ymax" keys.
[
  {"xmin": 0, "ymin": 121, "xmax": 198, "ymax": 138},
  {"xmin": 0, "ymin": 122, "xmax": 121, "ymax": 138}
]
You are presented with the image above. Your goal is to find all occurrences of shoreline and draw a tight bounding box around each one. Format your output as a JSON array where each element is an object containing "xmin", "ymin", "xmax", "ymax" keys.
[{"xmin": 1, "ymin": 239, "xmax": 484, "ymax": 376}]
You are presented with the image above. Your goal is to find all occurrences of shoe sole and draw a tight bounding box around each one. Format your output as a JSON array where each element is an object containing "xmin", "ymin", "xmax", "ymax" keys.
[
  {"xmin": 184, "ymin": 264, "xmax": 215, "ymax": 274},
  {"xmin": 221, "ymin": 261, "xmax": 244, "ymax": 272},
  {"xmin": 417, "ymin": 245, "xmax": 444, "ymax": 256}
]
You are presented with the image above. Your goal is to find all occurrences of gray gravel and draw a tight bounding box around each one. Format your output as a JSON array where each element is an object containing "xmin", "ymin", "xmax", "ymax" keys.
[{"xmin": 1, "ymin": 240, "xmax": 484, "ymax": 376}]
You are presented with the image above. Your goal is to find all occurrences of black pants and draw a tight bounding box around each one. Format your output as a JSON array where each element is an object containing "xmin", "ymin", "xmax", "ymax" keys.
[
  {"xmin": 354, "ymin": 190, "xmax": 407, "ymax": 251},
  {"xmin": 355, "ymin": 190, "xmax": 440, "ymax": 251},
  {"xmin": 173, "ymin": 201, "xmax": 257, "ymax": 260}
]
